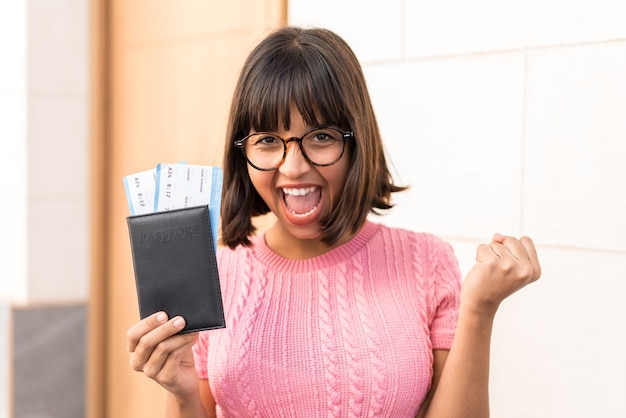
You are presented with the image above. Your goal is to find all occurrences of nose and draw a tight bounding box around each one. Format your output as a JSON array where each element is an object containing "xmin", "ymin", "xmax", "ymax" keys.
[{"xmin": 278, "ymin": 140, "xmax": 310, "ymax": 178}]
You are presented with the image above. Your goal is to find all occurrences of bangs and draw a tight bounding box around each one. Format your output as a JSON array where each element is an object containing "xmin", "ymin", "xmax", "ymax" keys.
[{"xmin": 240, "ymin": 46, "xmax": 349, "ymax": 133}]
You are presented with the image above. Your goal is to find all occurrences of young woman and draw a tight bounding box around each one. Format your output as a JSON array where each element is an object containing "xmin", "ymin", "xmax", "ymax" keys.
[{"xmin": 127, "ymin": 26, "xmax": 541, "ymax": 418}]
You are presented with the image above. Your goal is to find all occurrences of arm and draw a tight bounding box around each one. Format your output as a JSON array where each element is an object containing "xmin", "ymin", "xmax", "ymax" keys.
[
  {"xmin": 165, "ymin": 380, "xmax": 215, "ymax": 418},
  {"xmin": 127, "ymin": 312, "xmax": 215, "ymax": 418},
  {"xmin": 422, "ymin": 234, "xmax": 541, "ymax": 418},
  {"xmin": 415, "ymin": 350, "xmax": 448, "ymax": 418}
]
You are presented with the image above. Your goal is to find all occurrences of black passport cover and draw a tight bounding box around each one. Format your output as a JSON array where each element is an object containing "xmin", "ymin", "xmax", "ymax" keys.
[{"xmin": 126, "ymin": 205, "xmax": 225, "ymax": 333}]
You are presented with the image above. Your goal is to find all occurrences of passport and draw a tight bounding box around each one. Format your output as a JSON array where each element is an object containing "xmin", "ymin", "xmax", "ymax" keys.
[{"xmin": 126, "ymin": 205, "xmax": 225, "ymax": 333}]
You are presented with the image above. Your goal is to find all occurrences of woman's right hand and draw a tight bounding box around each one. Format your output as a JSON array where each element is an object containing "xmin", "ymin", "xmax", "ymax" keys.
[{"xmin": 127, "ymin": 311, "xmax": 200, "ymax": 399}]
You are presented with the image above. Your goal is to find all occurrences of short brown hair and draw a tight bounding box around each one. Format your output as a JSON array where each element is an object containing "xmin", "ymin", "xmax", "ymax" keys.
[{"xmin": 221, "ymin": 26, "xmax": 406, "ymax": 248}]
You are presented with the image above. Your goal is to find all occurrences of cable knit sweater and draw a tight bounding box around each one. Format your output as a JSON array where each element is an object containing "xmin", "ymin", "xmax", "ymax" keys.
[{"xmin": 193, "ymin": 221, "xmax": 461, "ymax": 417}]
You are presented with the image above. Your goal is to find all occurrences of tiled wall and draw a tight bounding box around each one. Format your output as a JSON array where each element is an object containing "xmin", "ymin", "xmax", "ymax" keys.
[
  {"xmin": 26, "ymin": 0, "xmax": 90, "ymax": 303},
  {"xmin": 290, "ymin": 1, "xmax": 626, "ymax": 416},
  {"xmin": 0, "ymin": 0, "xmax": 89, "ymax": 416}
]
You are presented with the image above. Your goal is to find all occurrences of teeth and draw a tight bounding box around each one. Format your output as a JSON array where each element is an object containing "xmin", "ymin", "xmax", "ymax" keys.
[
  {"xmin": 282, "ymin": 186, "xmax": 317, "ymax": 196},
  {"xmin": 291, "ymin": 207, "xmax": 316, "ymax": 217}
]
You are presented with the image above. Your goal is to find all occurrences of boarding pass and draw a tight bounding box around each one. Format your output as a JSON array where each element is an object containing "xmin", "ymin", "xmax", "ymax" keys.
[{"xmin": 124, "ymin": 162, "xmax": 223, "ymax": 251}]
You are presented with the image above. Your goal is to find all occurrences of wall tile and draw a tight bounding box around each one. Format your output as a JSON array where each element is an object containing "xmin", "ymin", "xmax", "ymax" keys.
[
  {"xmin": 447, "ymin": 238, "xmax": 483, "ymax": 279},
  {"xmin": 524, "ymin": 42, "xmax": 626, "ymax": 251},
  {"xmin": 364, "ymin": 52, "xmax": 526, "ymax": 239},
  {"xmin": 405, "ymin": 0, "xmax": 626, "ymax": 57},
  {"xmin": 489, "ymin": 246, "xmax": 626, "ymax": 417},
  {"xmin": 27, "ymin": 199, "xmax": 89, "ymax": 302},
  {"xmin": 0, "ymin": 200, "xmax": 27, "ymax": 302},
  {"xmin": 0, "ymin": 95, "xmax": 27, "ymax": 196},
  {"xmin": 0, "ymin": 2, "xmax": 26, "ymax": 93},
  {"xmin": 27, "ymin": 96, "xmax": 88, "ymax": 198},
  {"xmin": 28, "ymin": 0, "xmax": 88, "ymax": 94},
  {"xmin": 0, "ymin": 95, "xmax": 28, "ymax": 301},
  {"xmin": 288, "ymin": 0, "xmax": 404, "ymax": 63}
]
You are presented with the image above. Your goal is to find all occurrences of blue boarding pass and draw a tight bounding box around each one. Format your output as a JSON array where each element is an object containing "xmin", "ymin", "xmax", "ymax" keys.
[{"xmin": 124, "ymin": 162, "xmax": 223, "ymax": 252}]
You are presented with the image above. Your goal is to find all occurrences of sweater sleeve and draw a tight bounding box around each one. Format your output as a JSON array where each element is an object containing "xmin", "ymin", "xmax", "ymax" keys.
[
  {"xmin": 428, "ymin": 236, "xmax": 462, "ymax": 350},
  {"xmin": 192, "ymin": 330, "xmax": 210, "ymax": 379}
]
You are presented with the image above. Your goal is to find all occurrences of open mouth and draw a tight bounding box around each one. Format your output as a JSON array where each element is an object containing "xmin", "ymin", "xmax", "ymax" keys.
[{"xmin": 281, "ymin": 186, "xmax": 322, "ymax": 216}]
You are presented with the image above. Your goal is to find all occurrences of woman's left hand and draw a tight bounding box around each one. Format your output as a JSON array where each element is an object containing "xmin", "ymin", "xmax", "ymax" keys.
[{"xmin": 462, "ymin": 234, "xmax": 541, "ymax": 317}]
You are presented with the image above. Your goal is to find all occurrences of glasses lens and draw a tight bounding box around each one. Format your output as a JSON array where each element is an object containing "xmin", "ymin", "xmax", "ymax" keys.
[
  {"xmin": 244, "ymin": 134, "xmax": 284, "ymax": 170},
  {"xmin": 301, "ymin": 128, "xmax": 345, "ymax": 165},
  {"xmin": 242, "ymin": 128, "xmax": 347, "ymax": 170}
]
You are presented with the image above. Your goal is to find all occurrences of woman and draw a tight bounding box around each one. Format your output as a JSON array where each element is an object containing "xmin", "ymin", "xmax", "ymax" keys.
[{"xmin": 127, "ymin": 26, "xmax": 541, "ymax": 417}]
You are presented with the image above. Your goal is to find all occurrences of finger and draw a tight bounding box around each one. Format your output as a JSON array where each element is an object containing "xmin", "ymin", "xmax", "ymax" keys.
[
  {"xmin": 488, "ymin": 240, "xmax": 505, "ymax": 259},
  {"xmin": 127, "ymin": 311, "xmax": 169, "ymax": 353},
  {"xmin": 494, "ymin": 235, "xmax": 540, "ymax": 283},
  {"xmin": 476, "ymin": 242, "xmax": 499, "ymax": 262},
  {"xmin": 141, "ymin": 330, "xmax": 197, "ymax": 379},
  {"xmin": 520, "ymin": 236, "xmax": 542, "ymax": 280},
  {"xmin": 149, "ymin": 333, "xmax": 199, "ymax": 383},
  {"xmin": 496, "ymin": 235, "xmax": 529, "ymax": 263},
  {"xmin": 492, "ymin": 233, "xmax": 505, "ymax": 244},
  {"xmin": 136, "ymin": 316, "xmax": 186, "ymax": 354},
  {"xmin": 129, "ymin": 316, "xmax": 186, "ymax": 371}
]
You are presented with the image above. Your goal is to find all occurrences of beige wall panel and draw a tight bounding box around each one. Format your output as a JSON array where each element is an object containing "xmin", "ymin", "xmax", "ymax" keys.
[
  {"xmin": 107, "ymin": 32, "xmax": 269, "ymax": 418},
  {"xmin": 118, "ymin": 0, "xmax": 284, "ymax": 45},
  {"xmin": 105, "ymin": 1, "xmax": 286, "ymax": 417},
  {"xmin": 112, "ymin": 35, "xmax": 255, "ymax": 167},
  {"xmin": 88, "ymin": 0, "xmax": 106, "ymax": 417}
]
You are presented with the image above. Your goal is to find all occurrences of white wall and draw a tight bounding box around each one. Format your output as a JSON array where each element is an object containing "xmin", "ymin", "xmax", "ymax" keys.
[
  {"xmin": 0, "ymin": 0, "xmax": 28, "ymax": 303},
  {"xmin": 290, "ymin": 1, "xmax": 626, "ymax": 416}
]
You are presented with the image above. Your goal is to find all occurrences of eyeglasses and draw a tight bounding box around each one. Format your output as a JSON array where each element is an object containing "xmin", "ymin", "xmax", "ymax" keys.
[{"xmin": 234, "ymin": 127, "xmax": 353, "ymax": 171}]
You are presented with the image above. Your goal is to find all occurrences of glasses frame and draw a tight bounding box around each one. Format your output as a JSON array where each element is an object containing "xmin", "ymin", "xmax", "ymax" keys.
[{"xmin": 234, "ymin": 126, "xmax": 354, "ymax": 171}]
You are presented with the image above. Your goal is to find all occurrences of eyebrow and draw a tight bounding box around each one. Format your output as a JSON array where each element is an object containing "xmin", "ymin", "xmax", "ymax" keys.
[{"xmin": 251, "ymin": 124, "xmax": 332, "ymax": 135}]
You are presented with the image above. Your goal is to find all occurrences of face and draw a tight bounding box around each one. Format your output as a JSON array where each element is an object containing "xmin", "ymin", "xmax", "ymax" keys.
[{"xmin": 246, "ymin": 105, "xmax": 351, "ymax": 257}]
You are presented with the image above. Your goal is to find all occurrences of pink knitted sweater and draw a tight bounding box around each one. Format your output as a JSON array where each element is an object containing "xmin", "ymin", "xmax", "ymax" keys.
[{"xmin": 193, "ymin": 221, "xmax": 461, "ymax": 417}]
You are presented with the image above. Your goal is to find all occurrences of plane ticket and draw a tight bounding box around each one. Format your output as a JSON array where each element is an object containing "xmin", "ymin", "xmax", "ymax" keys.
[{"xmin": 124, "ymin": 162, "xmax": 223, "ymax": 251}]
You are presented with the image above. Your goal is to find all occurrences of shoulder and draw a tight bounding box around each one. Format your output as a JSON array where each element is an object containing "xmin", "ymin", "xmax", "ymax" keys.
[
  {"xmin": 216, "ymin": 242, "xmax": 249, "ymax": 258},
  {"xmin": 373, "ymin": 222, "xmax": 460, "ymax": 275},
  {"xmin": 215, "ymin": 243, "xmax": 256, "ymax": 288},
  {"xmin": 375, "ymin": 222, "xmax": 454, "ymax": 253},
  {"xmin": 217, "ymin": 240, "xmax": 256, "ymax": 264}
]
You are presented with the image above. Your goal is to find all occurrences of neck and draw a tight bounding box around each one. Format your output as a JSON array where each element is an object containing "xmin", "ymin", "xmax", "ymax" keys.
[{"xmin": 264, "ymin": 223, "xmax": 353, "ymax": 260}]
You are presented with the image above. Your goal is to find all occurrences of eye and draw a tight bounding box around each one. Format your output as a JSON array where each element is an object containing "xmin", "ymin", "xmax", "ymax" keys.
[
  {"xmin": 309, "ymin": 129, "xmax": 340, "ymax": 143},
  {"xmin": 251, "ymin": 134, "xmax": 280, "ymax": 146},
  {"xmin": 312, "ymin": 133, "xmax": 330, "ymax": 142}
]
